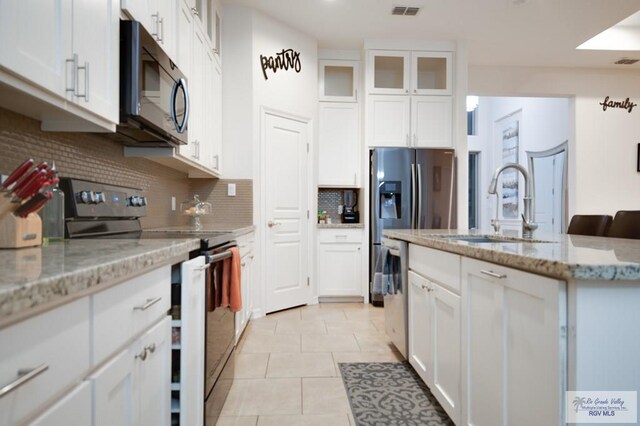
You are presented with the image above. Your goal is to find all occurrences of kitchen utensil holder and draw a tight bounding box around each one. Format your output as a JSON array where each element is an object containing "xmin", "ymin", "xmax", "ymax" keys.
[{"xmin": 0, "ymin": 212, "xmax": 42, "ymax": 248}]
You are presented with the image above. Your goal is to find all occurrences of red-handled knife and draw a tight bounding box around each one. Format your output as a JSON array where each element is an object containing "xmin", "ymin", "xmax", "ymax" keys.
[
  {"xmin": 1, "ymin": 159, "xmax": 34, "ymax": 191},
  {"xmin": 14, "ymin": 169, "xmax": 48, "ymax": 201},
  {"xmin": 14, "ymin": 191, "xmax": 52, "ymax": 218}
]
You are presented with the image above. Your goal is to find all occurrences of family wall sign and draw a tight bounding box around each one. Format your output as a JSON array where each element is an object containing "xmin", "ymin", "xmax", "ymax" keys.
[
  {"xmin": 599, "ymin": 96, "xmax": 637, "ymax": 113},
  {"xmin": 260, "ymin": 48, "xmax": 302, "ymax": 80}
]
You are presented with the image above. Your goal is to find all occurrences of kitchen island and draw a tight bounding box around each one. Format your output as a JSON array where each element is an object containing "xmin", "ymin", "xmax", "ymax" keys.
[{"xmin": 384, "ymin": 229, "xmax": 640, "ymax": 426}]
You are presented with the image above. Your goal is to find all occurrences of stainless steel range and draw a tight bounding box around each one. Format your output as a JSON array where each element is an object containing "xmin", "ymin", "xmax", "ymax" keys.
[{"xmin": 60, "ymin": 178, "xmax": 236, "ymax": 425}]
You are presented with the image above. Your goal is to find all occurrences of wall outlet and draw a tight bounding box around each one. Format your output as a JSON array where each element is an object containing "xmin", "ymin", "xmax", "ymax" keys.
[
  {"xmin": 171, "ymin": 196, "xmax": 176, "ymax": 211},
  {"xmin": 228, "ymin": 183, "xmax": 236, "ymax": 197}
]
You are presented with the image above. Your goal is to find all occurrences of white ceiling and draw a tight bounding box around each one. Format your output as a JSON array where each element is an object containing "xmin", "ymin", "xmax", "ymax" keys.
[{"xmin": 223, "ymin": 0, "xmax": 640, "ymax": 69}]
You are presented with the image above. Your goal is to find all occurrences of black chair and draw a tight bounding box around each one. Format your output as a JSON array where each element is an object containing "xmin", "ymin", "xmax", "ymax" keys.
[
  {"xmin": 567, "ymin": 215, "xmax": 612, "ymax": 236},
  {"xmin": 607, "ymin": 211, "xmax": 640, "ymax": 239}
]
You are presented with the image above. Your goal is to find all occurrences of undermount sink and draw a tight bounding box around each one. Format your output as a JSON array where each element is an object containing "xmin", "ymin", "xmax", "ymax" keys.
[{"xmin": 437, "ymin": 235, "xmax": 554, "ymax": 244}]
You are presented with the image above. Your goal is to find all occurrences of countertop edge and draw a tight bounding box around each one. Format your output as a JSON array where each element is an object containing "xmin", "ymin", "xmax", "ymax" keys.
[
  {"xmin": 384, "ymin": 230, "xmax": 640, "ymax": 281},
  {"xmin": 0, "ymin": 239, "xmax": 200, "ymax": 326}
]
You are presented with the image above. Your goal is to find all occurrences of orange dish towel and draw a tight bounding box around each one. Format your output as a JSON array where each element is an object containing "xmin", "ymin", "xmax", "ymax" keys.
[{"xmin": 221, "ymin": 247, "xmax": 242, "ymax": 313}]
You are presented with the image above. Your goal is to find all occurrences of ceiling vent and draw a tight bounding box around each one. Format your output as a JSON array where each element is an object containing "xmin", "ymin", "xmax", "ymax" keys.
[
  {"xmin": 614, "ymin": 58, "xmax": 639, "ymax": 65},
  {"xmin": 392, "ymin": 6, "xmax": 420, "ymax": 16}
]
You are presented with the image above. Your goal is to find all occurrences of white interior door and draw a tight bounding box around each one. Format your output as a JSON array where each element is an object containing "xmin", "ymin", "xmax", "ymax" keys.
[
  {"xmin": 264, "ymin": 112, "xmax": 310, "ymax": 313},
  {"xmin": 533, "ymin": 153, "xmax": 564, "ymax": 234}
]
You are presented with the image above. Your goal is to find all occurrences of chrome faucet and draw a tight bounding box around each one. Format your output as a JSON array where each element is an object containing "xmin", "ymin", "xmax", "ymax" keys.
[{"xmin": 488, "ymin": 162, "xmax": 537, "ymax": 239}]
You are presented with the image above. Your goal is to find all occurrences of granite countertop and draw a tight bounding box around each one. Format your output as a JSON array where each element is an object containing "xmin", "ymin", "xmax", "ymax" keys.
[
  {"xmin": 0, "ymin": 238, "xmax": 200, "ymax": 327},
  {"xmin": 0, "ymin": 225, "xmax": 256, "ymax": 326},
  {"xmin": 317, "ymin": 223, "xmax": 365, "ymax": 229},
  {"xmin": 383, "ymin": 229, "xmax": 640, "ymax": 281}
]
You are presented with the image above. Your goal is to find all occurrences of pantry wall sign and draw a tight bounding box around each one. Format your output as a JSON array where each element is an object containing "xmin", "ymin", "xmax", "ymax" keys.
[
  {"xmin": 599, "ymin": 96, "xmax": 637, "ymax": 113},
  {"xmin": 260, "ymin": 48, "xmax": 302, "ymax": 80}
]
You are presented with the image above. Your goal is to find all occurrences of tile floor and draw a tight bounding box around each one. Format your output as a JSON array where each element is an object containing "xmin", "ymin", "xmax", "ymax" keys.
[{"xmin": 214, "ymin": 303, "xmax": 404, "ymax": 426}]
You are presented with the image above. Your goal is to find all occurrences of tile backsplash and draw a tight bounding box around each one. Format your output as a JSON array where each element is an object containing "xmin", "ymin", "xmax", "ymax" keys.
[{"xmin": 0, "ymin": 108, "xmax": 252, "ymax": 229}]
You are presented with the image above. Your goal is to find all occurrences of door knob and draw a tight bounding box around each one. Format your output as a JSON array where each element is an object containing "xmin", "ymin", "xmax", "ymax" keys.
[{"xmin": 267, "ymin": 220, "xmax": 281, "ymax": 228}]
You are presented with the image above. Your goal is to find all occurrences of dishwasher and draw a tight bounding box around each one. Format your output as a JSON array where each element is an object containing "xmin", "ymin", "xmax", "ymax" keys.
[{"xmin": 381, "ymin": 237, "xmax": 408, "ymax": 358}]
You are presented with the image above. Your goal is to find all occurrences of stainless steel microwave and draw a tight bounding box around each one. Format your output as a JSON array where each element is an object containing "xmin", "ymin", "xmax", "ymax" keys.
[{"xmin": 117, "ymin": 21, "xmax": 189, "ymax": 147}]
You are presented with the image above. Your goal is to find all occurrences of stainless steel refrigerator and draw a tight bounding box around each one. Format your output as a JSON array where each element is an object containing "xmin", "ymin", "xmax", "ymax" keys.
[{"xmin": 370, "ymin": 148, "xmax": 457, "ymax": 304}]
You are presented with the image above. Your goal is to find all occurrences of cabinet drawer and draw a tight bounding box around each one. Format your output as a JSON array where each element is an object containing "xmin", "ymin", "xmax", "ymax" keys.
[
  {"xmin": 409, "ymin": 244, "xmax": 460, "ymax": 293},
  {"xmin": 92, "ymin": 266, "xmax": 171, "ymax": 365},
  {"xmin": 318, "ymin": 229, "xmax": 363, "ymax": 244},
  {"xmin": 0, "ymin": 298, "xmax": 90, "ymax": 425}
]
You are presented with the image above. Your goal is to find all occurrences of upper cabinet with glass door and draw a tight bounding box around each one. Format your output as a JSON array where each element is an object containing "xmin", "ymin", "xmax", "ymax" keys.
[
  {"xmin": 319, "ymin": 60, "xmax": 359, "ymax": 102},
  {"xmin": 367, "ymin": 50, "xmax": 452, "ymax": 95}
]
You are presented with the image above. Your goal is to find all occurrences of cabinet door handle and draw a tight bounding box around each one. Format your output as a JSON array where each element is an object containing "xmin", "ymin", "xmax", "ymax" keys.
[
  {"xmin": 160, "ymin": 16, "xmax": 164, "ymax": 42},
  {"xmin": 151, "ymin": 12, "xmax": 160, "ymax": 39},
  {"xmin": 145, "ymin": 343, "xmax": 156, "ymax": 354},
  {"xmin": 355, "ymin": 88, "xmax": 358, "ymax": 101},
  {"xmin": 480, "ymin": 269, "xmax": 507, "ymax": 279},
  {"xmin": 133, "ymin": 296, "xmax": 162, "ymax": 311},
  {"xmin": 191, "ymin": 7, "xmax": 199, "ymax": 16},
  {"xmin": 65, "ymin": 54, "xmax": 78, "ymax": 95},
  {"xmin": 414, "ymin": 89, "xmax": 417, "ymax": 94},
  {"xmin": 0, "ymin": 364, "xmax": 49, "ymax": 398},
  {"xmin": 405, "ymin": 89, "xmax": 409, "ymax": 94},
  {"xmin": 76, "ymin": 60, "xmax": 89, "ymax": 101},
  {"xmin": 135, "ymin": 349, "xmax": 148, "ymax": 361}
]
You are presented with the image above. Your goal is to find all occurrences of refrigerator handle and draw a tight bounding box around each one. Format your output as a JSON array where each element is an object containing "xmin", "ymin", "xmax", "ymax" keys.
[
  {"xmin": 417, "ymin": 163, "xmax": 423, "ymax": 229},
  {"xmin": 448, "ymin": 155, "xmax": 456, "ymax": 229},
  {"xmin": 411, "ymin": 163, "xmax": 416, "ymax": 229}
]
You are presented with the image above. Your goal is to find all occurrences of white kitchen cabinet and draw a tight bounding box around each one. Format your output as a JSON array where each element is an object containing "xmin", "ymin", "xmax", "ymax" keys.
[
  {"xmin": 319, "ymin": 60, "xmax": 359, "ymax": 102},
  {"xmin": 411, "ymin": 96, "xmax": 452, "ymax": 148},
  {"xmin": 367, "ymin": 50, "xmax": 452, "ymax": 95},
  {"xmin": 122, "ymin": 0, "xmax": 176, "ymax": 60},
  {"xmin": 367, "ymin": 95, "xmax": 410, "ymax": 147},
  {"xmin": 461, "ymin": 257, "xmax": 565, "ymax": 426},
  {"xmin": 408, "ymin": 270, "xmax": 431, "ymax": 383},
  {"xmin": 367, "ymin": 94, "xmax": 452, "ymax": 148},
  {"xmin": 207, "ymin": 53, "xmax": 222, "ymax": 173},
  {"xmin": 318, "ymin": 103, "xmax": 360, "ymax": 186},
  {"xmin": 317, "ymin": 229, "xmax": 363, "ymax": 297},
  {"xmin": 0, "ymin": 0, "xmax": 71, "ymax": 100},
  {"xmin": 408, "ymin": 244, "xmax": 461, "ymax": 423},
  {"xmin": 176, "ymin": 0, "xmax": 194, "ymax": 77},
  {"xmin": 136, "ymin": 317, "xmax": 172, "ymax": 426},
  {"xmin": 29, "ymin": 382, "xmax": 91, "ymax": 426},
  {"xmin": 0, "ymin": 298, "xmax": 90, "ymax": 426},
  {"xmin": 90, "ymin": 341, "xmax": 136, "ymax": 426},
  {"xmin": 429, "ymin": 281, "xmax": 460, "ymax": 423},
  {"xmin": 235, "ymin": 233, "xmax": 255, "ymax": 343},
  {"xmin": 366, "ymin": 50, "xmax": 410, "ymax": 95},
  {"xmin": 410, "ymin": 51, "xmax": 452, "ymax": 95},
  {"xmin": 91, "ymin": 317, "xmax": 171, "ymax": 426},
  {"xmin": 189, "ymin": 28, "xmax": 206, "ymax": 163},
  {"xmin": 0, "ymin": 0, "xmax": 119, "ymax": 130},
  {"xmin": 176, "ymin": 256, "xmax": 207, "ymax": 426}
]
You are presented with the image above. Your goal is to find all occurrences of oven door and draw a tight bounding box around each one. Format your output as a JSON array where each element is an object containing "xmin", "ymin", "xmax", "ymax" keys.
[{"xmin": 204, "ymin": 246, "xmax": 236, "ymax": 424}]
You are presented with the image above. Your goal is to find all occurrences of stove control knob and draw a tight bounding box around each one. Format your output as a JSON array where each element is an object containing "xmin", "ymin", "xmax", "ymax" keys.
[
  {"xmin": 139, "ymin": 196, "xmax": 147, "ymax": 207},
  {"xmin": 95, "ymin": 192, "xmax": 106, "ymax": 204},
  {"xmin": 88, "ymin": 191, "xmax": 98, "ymax": 204},
  {"xmin": 79, "ymin": 191, "xmax": 90, "ymax": 204},
  {"xmin": 129, "ymin": 196, "xmax": 143, "ymax": 207}
]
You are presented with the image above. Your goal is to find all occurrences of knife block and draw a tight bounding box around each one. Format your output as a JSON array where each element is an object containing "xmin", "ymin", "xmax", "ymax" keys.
[{"xmin": 0, "ymin": 212, "xmax": 42, "ymax": 248}]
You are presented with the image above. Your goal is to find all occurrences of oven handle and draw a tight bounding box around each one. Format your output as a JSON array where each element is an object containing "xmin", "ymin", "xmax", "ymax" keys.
[
  {"xmin": 387, "ymin": 248, "xmax": 401, "ymax": 257},
  {"xmin": 207, "ymin": 250, "xmax": 233, "ymax": 264}
]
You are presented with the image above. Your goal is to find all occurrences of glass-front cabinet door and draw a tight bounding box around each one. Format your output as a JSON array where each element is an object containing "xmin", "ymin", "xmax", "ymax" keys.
[
  {"xmin": 319, "ymin": 60, "xmax": 359, "ymax": 102},
  {"xmin": 367, "ymin": 50, "xmax": 410, "ymax": 95},
  {"xmin": 411, "ymin": 51, "xmax": 452, "ymax": 95}
]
